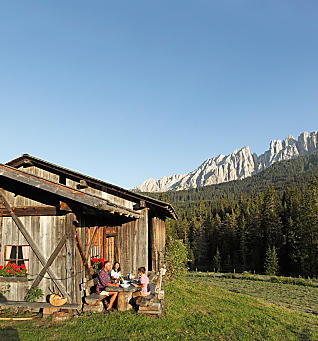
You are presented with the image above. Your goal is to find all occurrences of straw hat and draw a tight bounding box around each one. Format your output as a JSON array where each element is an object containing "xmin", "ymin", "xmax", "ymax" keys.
[{"xmin": 49, "ymin": 294, "xmax": 67, "ymax": 307}]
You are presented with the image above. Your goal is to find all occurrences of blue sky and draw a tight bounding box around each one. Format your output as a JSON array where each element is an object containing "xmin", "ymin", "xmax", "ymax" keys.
[{"xmin": 1, "ymin": 1, "xmax": 317, "ymax": 188}]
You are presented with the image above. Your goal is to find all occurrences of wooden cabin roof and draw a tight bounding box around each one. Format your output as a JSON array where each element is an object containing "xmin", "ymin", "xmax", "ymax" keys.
[
  {"xmin": 0, "ymin": 163, "xmax": 140, "ymax": 220},
  {"xmin": 6, "ymin": 154, "xmax": 177, "ymax": 220}
]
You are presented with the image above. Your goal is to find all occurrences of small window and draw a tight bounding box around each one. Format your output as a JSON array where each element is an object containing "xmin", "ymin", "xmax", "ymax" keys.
[
  {"xmin": 90, "ymin": 245, "xmax": 99, "ymax": 259},
  {"xmin": 5, "ymin": 245, "xmax": 30, "ymax": 270}
]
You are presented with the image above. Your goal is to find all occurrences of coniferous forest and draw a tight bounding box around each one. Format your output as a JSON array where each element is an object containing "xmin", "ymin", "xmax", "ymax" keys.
[{"xmin": 144, "ymin": 151, "xmax": 318, "ymax": 277}]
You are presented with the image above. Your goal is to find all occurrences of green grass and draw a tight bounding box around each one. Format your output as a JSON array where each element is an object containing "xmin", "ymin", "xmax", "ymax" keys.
[
  {"xmin": 189, "ymin": 275, "xmax": 318, "ymax": 316},
  {"xmin": 0, "ymin": 279, "xmax": 317, "ymax": 340}
]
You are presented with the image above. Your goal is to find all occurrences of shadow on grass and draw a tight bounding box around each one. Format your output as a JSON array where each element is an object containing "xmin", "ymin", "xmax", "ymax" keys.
[{"xmin": 0, "ymin": 326, "xmax": 20, "ymax": 341}]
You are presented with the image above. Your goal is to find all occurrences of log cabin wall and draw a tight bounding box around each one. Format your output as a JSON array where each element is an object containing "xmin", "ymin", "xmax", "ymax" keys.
[
  {"xmin": 66, "ymin": 179, "xmax": 134, "ymax": 210},
  {"xmin": 0, "ymin": 188, "xmax": 71, "ymax": 302}
]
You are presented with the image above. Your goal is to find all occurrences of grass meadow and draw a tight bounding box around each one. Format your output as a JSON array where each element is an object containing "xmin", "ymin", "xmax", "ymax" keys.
[
  {"xmin": 189, "ymin": 275, "xmax": 318, "ymax": 316},
  {"xmin": 0, "ymin": 277, "xmax": 317, "ymax": 340}
]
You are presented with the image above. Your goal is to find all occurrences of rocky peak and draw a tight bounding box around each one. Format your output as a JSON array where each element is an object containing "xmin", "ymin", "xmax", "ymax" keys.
[{"xmin": 134, "ymin": 131, "xmax": 318, "ymax": 192}]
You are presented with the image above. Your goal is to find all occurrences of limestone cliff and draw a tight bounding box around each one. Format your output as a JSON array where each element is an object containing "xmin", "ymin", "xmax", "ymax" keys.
[{"xmin": 135, "ymin": 131, "xmax": 318, "ymax": 192}]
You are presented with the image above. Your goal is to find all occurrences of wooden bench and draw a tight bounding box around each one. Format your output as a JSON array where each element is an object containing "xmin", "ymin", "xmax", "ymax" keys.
[
  {"xmin": 0, "ymin": 301, "xmax": 79, "ymax": 309},
  {"xmin": 0, "ymin": 301, "xmax": 80, "ymax": 317},
  {"xmin": 135, "ymin": 268, "xmax": 166, "ymax": 315}
]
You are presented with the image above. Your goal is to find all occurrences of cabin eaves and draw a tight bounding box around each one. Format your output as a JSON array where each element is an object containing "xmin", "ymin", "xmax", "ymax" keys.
[{"xmin": 6, "ymin": 154, "xmax": 177, "ymax": 220}]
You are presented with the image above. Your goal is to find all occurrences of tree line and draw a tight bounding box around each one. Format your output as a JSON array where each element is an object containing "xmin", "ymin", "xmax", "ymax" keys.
[{"xmin": 165, "ymin": 179, "xmax": 318, "ymax": 277}]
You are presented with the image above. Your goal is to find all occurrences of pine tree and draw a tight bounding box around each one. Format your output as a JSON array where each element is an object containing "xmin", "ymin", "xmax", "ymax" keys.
[{"xmin": 264, "ymin": 246, "xmax": 279, "ymax": 275}]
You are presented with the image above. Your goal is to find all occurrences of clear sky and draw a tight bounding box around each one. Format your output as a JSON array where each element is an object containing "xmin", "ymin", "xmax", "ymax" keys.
[{"xmin": 1, "ymin": 1, "xmax": 317, "ymax": 188}]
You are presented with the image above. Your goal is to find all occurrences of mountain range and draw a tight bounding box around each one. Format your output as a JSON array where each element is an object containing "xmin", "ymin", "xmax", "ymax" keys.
[{"xmin": 135, "ymin": 131, "xmax": 318, "ymax": 192}]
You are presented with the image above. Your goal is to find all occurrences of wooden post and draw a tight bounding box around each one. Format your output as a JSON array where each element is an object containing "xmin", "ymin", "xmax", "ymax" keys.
[
  {"xmin": 65, "ymin": 213, "xmax": 76, "ymax": 303},
  {"xmin": 0, "ymin": 189, "xmax": 71, "ymax": 301}
]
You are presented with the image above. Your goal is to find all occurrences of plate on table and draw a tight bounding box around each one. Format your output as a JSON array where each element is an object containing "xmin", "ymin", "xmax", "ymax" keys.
[{"xmin": 120, "ymin": 283, "xmax": 130, "ymax": 288}]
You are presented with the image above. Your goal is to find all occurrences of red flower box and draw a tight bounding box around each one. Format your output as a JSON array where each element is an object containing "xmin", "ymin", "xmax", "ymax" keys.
[{"xmin": 0, "ymin": 263, "xmax": 27, "ymax": 277}]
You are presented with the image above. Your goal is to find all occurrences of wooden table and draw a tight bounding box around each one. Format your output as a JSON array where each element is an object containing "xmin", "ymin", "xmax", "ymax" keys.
[{"xmin": 105, "ymin": 285, "xmax": 140, "ymax": 311}]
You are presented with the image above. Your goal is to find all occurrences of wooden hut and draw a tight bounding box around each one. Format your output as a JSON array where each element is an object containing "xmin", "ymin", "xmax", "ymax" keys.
[{"xmin": 0, "ymin": 154, "xmax": 176, "ymax": 307}]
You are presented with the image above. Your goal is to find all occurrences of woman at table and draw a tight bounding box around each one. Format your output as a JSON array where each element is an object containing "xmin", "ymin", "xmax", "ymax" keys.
[{"xmin": 111, "ymin": 261, "xmax": 121, "ymax": 283}]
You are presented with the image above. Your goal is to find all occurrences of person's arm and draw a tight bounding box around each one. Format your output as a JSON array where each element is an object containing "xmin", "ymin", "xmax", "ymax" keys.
[
  {"xmin": 106, "ymin": 282, "xmax": 119, "ymax": 287},
  {"xmin": 134, "ymin": 276, "xmax": 147, "ymax": 288}
]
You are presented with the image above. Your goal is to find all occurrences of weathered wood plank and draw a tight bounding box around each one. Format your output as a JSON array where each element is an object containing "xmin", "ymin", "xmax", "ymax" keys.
[
  {"xmin": 0, "ymin": 206, "xmax": 57, "ymax": 217},
  {"xmin": 0, "ymin": 277, "xmax": 28, "ymax": 283}
]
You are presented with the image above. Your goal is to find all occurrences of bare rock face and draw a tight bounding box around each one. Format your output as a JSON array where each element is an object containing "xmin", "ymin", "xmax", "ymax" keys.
[{"xmin": 134, "ymin": 131, "xmax": 318, "ymax": 192}]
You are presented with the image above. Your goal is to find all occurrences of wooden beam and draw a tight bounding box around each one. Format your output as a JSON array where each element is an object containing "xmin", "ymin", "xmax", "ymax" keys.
[
  {"xmin": 0, "ymin": 189, "xmax": 71, "ymax": 301},
  {"xmin": 77, "ymin": 179, "xmax": 88, "ymax": 189},
  {"xmin": 0, "ymin": 206, "xmax": 57, "ymax": 217},
  {"xmin": 30, "ymin": 231, "xmax": 70, "ymax": 289}
]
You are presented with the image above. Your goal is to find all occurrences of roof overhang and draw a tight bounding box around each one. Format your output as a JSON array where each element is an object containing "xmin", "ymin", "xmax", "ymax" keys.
[
  {"xmin": 0, "ymin": 164, "xmax": 140, "ymax": 220},
  {"xmin": 6, "ymin": 154, "xmax": 178, "ymax": 220}
]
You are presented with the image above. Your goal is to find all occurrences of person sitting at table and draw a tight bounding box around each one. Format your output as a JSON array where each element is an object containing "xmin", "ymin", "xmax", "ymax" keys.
[
  {"xmin": 132, "ymin": 266, "xmax": 151, "ymax": 297},
  {"xmin": 111, "ymin": 261, "xmax": 121, "ymax": 283},
  {"xmin": 96, "ymin": 260, "xmax": 119, "ymax": 311}
]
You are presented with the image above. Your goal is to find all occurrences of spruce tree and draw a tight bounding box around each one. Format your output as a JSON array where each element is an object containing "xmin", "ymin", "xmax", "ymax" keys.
[{"xmin": 264, "ymin": 246, "xmax": 279, "ymax": 275}]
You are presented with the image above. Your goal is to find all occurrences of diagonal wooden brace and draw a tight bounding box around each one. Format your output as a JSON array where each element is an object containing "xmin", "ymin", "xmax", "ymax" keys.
[
  {"xmin": 30, "ymin": 231, "xmax": 71, "ymax": 289},
  {"xmin": 0, "ymin": 190, "xmax": 71, "ymax": 301},
  {"xmin": 75, "ymin": 230, "xmax": 92, "ymax": 279}
]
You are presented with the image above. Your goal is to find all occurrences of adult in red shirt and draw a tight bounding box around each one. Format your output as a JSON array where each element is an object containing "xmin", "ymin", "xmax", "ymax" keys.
[{"xmin": 96, "ymin": 260, "xmax": 119, "ymax": 310}]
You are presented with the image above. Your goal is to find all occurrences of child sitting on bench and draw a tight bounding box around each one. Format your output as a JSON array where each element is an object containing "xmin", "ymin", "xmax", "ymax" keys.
[{"xmin": 132, "ymin": 267, "xmax": 151, "ymax": 297}]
